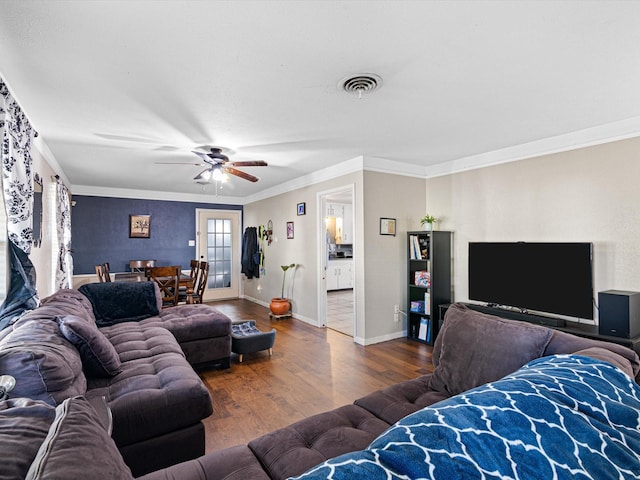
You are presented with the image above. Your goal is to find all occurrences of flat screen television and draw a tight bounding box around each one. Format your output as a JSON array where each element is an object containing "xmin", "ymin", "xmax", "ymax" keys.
[{"xmin": 468, "ymin": 242, "xmax": 594, "ymax": 319}]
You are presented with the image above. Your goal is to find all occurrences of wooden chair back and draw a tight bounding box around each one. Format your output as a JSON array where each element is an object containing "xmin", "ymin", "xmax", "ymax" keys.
[
  {"xmin": 188, "ymin": 259, "xmax": 199, "ymax": 282},
  {"xmin": 130, "ymin": 259, "xmax": 157, "ymax": 272},
  {"xmin": 95, "ymin": 263, "xmax": 111, "ymax": 283},
  {"xmin": 146, "ymin": 266, "xmax": 180, "ymax": 307},
  {"xmin": 193, "ymin": 261, "xmax": 209, "ymax": 304}
]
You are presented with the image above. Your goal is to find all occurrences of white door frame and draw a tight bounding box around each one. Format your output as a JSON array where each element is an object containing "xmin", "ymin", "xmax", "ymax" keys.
[
  {"xmin": 316, "ymin": 184, "xmax": 356, "ymax": 335},
  {"xmin": 195, "ymin": 208, "xmax": 242, "ymax": 301}
]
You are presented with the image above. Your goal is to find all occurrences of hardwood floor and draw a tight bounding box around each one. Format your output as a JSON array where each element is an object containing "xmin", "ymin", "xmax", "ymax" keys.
[{"xmin": 199, "ymin": 298, "xmax": 435, "ymax": 453}]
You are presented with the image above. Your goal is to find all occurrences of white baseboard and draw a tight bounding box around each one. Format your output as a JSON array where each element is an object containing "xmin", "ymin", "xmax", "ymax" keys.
[
  {"xmin": 240, "ymin": 295, "xmax": 319, "ymax": 327},
  {"xmin": 360, "ymin": 330, "xmax": 407, "ymax": 346}
]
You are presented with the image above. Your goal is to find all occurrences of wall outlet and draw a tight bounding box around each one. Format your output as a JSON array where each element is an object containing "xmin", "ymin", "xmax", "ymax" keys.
[{"xmin": 393, "ymin": 304, "xmax": 400, "ymax": 322}]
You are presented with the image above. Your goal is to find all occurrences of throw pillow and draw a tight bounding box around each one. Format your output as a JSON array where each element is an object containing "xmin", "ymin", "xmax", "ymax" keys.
[
  {"xmin": 78, "ymin": 282, "xmax": 160, "ymax": 326},
  {"xmin": 58, "ymin": 315, "xmax": 122, "ymax": 377},
  {"xmin": 0, "ymin": 398, "xmax": 56, "ymax": 479},
  {"xmin": 25, "ymin": 396, "xmax": 134, "ymax": 480},
  {"xmin": 430, "ymin": 303, "xmax": 553, "ymax": 396}
]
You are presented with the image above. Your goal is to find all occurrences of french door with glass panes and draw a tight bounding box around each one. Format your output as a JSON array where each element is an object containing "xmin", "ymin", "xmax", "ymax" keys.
[{"xmin": 196, "ymin": 209, "xmax": 240, "ymax": 301}]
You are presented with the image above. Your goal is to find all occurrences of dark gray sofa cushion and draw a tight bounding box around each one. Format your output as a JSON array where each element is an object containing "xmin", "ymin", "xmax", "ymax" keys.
[
  {"xmin": 58, "ymin": 315, "xmax": 122, "ymax": 377},
  {"xmin": 575, "ymin": 346, "xmax": 635, "ymax": 378},
  {"xmin": 430, "ymin": 303, "xmax": 554, "ymax": 396},
  {"xmin": 544, "ymin": 328, "xmax": 640, "ymax": 382},
  {"xmin": 138, "ymin": 445, "xmax": 271, "ymax": 480},
  {"xmin": 79, "ymin": 282, "xmax": 161, "ymax": 326},
  {"xmin": 37, "ymin": 289, "xmax": 97, "ymax": 323},
  {"xmin": 0, "ymin": 317, "xmax": 86, "ymax": 405},
  {"xmin": 87, "ymin": 322, "xmax": 213, "ymax": 447},
  {"xmin": 0, "ymin": 398, "xmax": 56, "ymax": 479},
  {"xmin": 248, "ymin": 404, "xmax": 390, "ymax": 480},
  {"xmin": 26, "ymin": 396, "xmax": 134, "ymax": 480},
  {"xmin": 142, "ymin": 304, "xmax": 231, "ymax": 343},
  {"xmin": 354, "ymin": 374, "xmax": 449, "ymax": 425}
]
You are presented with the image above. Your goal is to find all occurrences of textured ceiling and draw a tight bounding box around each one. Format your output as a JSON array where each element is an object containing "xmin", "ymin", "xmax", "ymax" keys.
[{"xmin": 1, "ymin": 1, "xmax": 640, "ymax": 202}]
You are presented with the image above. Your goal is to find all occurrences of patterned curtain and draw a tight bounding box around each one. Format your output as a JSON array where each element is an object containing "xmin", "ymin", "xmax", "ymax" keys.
[
  {"xmin": 55, "ymin": 176, "xmax": 73, "ymax": 289},
  {"xmin": 0, "ymin": 78, "xmax": 38, "ymax": 329}
]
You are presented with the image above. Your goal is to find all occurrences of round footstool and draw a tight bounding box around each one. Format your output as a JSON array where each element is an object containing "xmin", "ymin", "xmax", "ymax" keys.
[{"xmin": 231, "ymin": 320, "xmax": 276, "ymax": 363}]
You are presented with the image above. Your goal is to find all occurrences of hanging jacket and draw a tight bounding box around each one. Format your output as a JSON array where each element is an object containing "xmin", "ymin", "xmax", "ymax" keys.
[{"xmin": 241, "ymin": 227, "xmax": 260, "ymax": 279}]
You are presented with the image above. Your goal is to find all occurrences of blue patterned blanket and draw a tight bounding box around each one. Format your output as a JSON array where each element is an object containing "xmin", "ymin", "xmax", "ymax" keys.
[{"xmin": 292, "ymin": 355, "xmax": 640, "ymax": 480}]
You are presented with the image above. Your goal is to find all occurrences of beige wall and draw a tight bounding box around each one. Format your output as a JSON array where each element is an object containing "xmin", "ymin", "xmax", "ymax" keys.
[
  {"xmin": 361, "ymin": 171, "xmax": 427, "ymax": 342},
  {"xmin": 426, "ymin": 136, "xmax": 640, "ymax": 323},
  {"xmin": 31, "ymin": 144, "xmax": 59, "ymax": 299},
  {"xmin": 243, "ymin": 168, "xmax": 427, "ymax": 344},
  {"xmin": 243, "ymin": 172, "xmax": 363, "ymax": 325}
]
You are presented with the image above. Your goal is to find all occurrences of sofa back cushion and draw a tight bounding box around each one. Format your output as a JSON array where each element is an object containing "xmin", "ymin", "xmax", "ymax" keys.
[
  {"xmin": 26, "ymin": 396, "xmax": 134, "ymax": 480},
  {"xmin": 34, "ymin": 289, "xmax": 97, "ymax": 323},
  {"xmin": 430, "ymin": 303, "xmax": 553, "ymax": 396},
  {"xmin": 0, "ymin": 317, "xmax": 86, "ymax": 405},
  {"xmin": 57, "ymin": 315, "xmax": 122, "ymax": 377},
  {"xmin": 544, "ymin": 329, "xmax": 640, "ymax": 381},
  {"xmin": 78, "ymin": 282, "xmax": 161, "ymax": 326},
  {"xmin": 0, "ymin": 398, "xmax": 56, "ymax": 479}
]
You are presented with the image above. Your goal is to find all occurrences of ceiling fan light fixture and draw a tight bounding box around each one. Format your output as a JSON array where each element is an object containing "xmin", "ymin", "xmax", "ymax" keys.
[
  {"xmin": 211, "ymin": 168, "xmax": 225, "ymax": 181},
  {"xmin": 193, "ymin": 168, "xmax": 213, "ymax": 183}
]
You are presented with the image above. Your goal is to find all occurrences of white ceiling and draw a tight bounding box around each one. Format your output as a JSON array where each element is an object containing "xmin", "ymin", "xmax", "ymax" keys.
[{"xmin": 2, "ymin": 1, "xmax": 640, "ymax": 202}]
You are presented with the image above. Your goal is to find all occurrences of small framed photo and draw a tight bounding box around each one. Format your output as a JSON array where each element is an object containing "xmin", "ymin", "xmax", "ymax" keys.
[
  {"xmin": 380, "ymin": 217, "xmax": 396, "ymax": 236},
  {"xmin": 297, "ymin": 202, "xmax": 306, "ymax": 216},
  {"xmin": 286, "ymin": 221, "xmax": 294, "ymax": 239},
  {"xmin": 130, "ymin": 214, "xmax": 151, "ymax": 238}
]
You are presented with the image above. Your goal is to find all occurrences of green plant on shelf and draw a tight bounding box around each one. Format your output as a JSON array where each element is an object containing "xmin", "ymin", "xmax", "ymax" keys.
[{"xmin": 420, "ymin": 214, "xmax": 437, "ymax": 226}]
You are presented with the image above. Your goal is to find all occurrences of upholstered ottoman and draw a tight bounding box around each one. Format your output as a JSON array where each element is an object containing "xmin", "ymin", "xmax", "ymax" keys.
[{"xmin": 231, "ymin": 321, "xmax": 276, "ymax": 363}]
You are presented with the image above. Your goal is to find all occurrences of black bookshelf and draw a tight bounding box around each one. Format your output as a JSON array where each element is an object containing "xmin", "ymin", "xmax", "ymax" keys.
[{"xmin": 407, "ymin": 231, "xmax": 452, "ymax": 345}]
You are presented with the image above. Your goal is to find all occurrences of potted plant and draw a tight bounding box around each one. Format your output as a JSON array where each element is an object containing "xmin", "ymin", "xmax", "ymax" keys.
[
  {"xmin": 420, "ymin": 214, "xmax": 437, "ymax": 231},
  {"xmin": 269, "ymin": 263, "xmax": 296, "ymax": 315}
]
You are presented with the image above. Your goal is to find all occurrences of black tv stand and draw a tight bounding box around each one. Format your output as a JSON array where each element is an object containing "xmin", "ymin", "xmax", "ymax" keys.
[{"xmin": 467, "ymin": 303, "xmax": 566, "ymax": 327}]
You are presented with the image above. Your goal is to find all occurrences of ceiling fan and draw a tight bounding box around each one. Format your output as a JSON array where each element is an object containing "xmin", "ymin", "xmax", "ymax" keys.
[
  {"xmin": 191, "ymin": 148, "xmax": 267, "ymax": 184},
  {"xmin": 157, "ymin": 147, "xmax": 268, "ymax": 184}
]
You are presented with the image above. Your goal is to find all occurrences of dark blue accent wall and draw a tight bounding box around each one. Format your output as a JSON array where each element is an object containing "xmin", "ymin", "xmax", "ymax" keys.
[{"xmin": 72, "ymin": 196, "xmax": 242, "ymax": 274}]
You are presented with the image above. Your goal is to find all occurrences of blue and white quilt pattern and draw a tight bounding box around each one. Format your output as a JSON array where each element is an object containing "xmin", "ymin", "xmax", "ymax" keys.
[{"xmin": 291, "ymin": 355, "xmax": 640, "ymax": 480}]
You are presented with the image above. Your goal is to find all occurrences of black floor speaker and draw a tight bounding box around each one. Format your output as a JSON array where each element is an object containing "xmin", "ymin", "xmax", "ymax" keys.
[{"xmin": 598, "ymin": 290, "xmax": 640, "ymax": 339}]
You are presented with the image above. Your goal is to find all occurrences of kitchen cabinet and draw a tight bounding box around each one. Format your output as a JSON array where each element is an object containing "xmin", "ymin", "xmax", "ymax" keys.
[
  {"xmin": 342, "ymin": 204, "xmax": 353, "ymax": 243},
  {"xmin": 326, "ymin": 260, "xmax": 353, "ymax": 290}
]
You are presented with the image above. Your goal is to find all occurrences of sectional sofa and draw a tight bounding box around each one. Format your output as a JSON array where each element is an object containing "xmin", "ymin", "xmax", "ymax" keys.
[
  {"xmin": 1, "ymin": 300, "xmax": 639, "ymax": 479},
  {"xmin": 0, "ymin": 283, "xmax": 232, "ymax": 476}
]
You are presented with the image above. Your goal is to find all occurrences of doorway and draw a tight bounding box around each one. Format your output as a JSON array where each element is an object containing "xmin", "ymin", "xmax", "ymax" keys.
[
  {"xmin": 318, "ymin": 186, "xmax": 355, "ymax": 337},
  {"xmin": 196, "ymin": 209, "xmax": 241, "ymax": 302}
]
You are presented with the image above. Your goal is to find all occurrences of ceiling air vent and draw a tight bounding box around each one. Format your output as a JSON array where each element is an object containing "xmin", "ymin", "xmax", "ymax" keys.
[{"xmin": 340, "ymin": 74, "xmax": 383, "ymax": 98}]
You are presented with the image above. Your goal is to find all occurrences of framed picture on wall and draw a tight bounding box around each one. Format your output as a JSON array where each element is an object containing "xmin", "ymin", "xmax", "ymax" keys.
[
  {"xmin": 297, "ymin": 202, "xmax": 306, "ymax": 215},
  {"xmin": 287, "ymin": 221, "xmax": 294, "ymax": 239},
  {"xmin": 379, "ymin": 217, "xmax": 396, "ymax": 236},
  {"xmin": 130, "ymin": 214, "xmax": 151, "ymax": 238}
]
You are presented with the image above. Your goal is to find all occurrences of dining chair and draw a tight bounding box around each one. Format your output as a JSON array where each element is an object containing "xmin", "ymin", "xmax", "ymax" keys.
[
  {"xmin": 146, "ymin": 266, "xmax": 180, "ymax": 307},
  {"xmin": 130, "ymin": 259, "xmax": 157, "ymax": 273},
  {"xmin": 95, "ymin": 263, "xmax": 112, "ymax": 283},
  {"xmin": 178, "ymin": 260, "xmax": 204, "ymax": 304},
  {"xmin": 192, "ymin": 261, "xmax": 209, "ymax": 304}
]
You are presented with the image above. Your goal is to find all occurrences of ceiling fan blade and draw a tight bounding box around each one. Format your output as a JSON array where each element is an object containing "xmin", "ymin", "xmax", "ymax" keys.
[
  {"xmin": 229, "ymin": 161, "xmax": 268, "ymax": 167},
  {"xmin": 155, "ymin": 162, "xmax": 205, "ymax": 166},
  {"xmin": 224, "ymin": 166, "xmax": 259, "ymax": 183},
  {"xmin": 191, "ymin": 151, "xmax": 218, "ymax": 164}
]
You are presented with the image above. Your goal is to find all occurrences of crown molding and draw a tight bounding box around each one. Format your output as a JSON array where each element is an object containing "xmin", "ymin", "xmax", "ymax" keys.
[
  {"xmin": 243, "ymin": 154, "xmax": 428, "ymax": 204},
  {"xmin": 34, "ymin": 137, "xmax": 71, "ymax": 185},
  {"xmin": 67, "ymin": 117, "xmax": 640, "ymax": 202},
  {"xmin": 70, "ymin": 184, "xmax": 243, "ymax": 205},
  {"xmin": 425, "ymin": 116, "xmax": 640, "ymax": 178},
  {"xmin": 243, "ymin": 156, "xmax": 366, "ymax": 204}
]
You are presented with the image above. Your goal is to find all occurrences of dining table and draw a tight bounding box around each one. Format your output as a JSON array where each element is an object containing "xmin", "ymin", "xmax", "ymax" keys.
[{"xmin": 114, "ymin": 272, "xmax": 194, "ymax": 304}]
